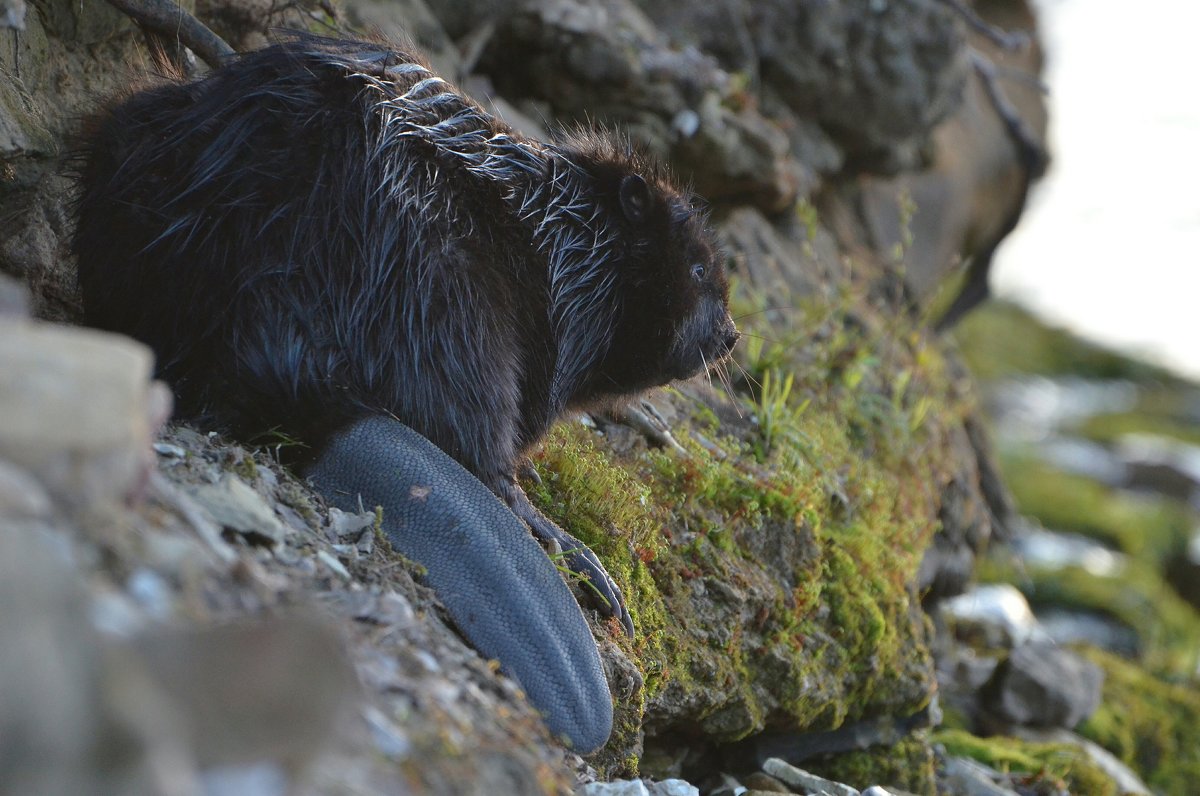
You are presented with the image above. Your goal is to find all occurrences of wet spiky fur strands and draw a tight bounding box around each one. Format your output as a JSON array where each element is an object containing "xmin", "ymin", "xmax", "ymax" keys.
[{"xmin": 74, "ymin": 33, "xmax": 737, "ymax": 586}]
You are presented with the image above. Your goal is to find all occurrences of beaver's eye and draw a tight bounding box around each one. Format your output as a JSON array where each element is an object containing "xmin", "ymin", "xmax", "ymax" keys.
[{"xmin": 691, "ymin": 264, "xmax": 705, "ymax": 282}]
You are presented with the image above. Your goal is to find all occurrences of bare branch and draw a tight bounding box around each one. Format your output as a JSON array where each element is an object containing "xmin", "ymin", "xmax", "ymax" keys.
[
  {"xmin": 104, "ymin": 0, "xmax": 234, "ymax": 69},
  {"xmin": 971, "ymin": 49, "xmax": 1048, "ymax": 177},
  {"xmin": 936, "ymin": 0, "xmax": 1030, "ymax": 51}
]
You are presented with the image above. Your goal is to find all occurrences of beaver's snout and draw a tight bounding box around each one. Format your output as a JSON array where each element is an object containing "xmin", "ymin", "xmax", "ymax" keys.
[{"xmin": 715, "ymin": 314, "xmax": 739, "ymax": 360}]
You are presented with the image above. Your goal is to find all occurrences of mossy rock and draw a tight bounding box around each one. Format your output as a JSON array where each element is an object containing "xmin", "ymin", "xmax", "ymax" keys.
[
  {"xmin": 528, "ymin": 278, "xmax": 985, "ymax": 767},
  {"xmin": 1078, "ymin": 406, "xmax": 1200, "ymax": 448},
  {"xmin": 980, "ymin": 555, "xmax": 1200, "ymax": 677},
  {"xmin": 806, "ymin": 733, "xmax": 937, "ymax": 794},
  {"xmin": 934, "ymin": 728, "xmax": 1119, "ymax": 796},
  {"xmin": 1078, "ymin": 647, "xmax": 1200, "ymax": 795},
  {"xmin": 999, "ymin": 453, "xmax": 1192, "ymax": 565}
]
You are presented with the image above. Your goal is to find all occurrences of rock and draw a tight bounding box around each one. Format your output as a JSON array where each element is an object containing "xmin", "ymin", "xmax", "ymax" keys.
[
  {"xmin": 153, "ymin": 441, "xmax": 188, "ymax": 458},
  {"xmin": 830, "ymin": 0, "xmax": 1047, "ymax": 314},
  {"xmin": 984, "ymin": 641, "xmax": 1103, "ymax": 729},
  {"xmin": 919, "ymin": 465, "xmax": 997, "ymax": 601},
  {"xmin": 328, "ymin": 506, "xmax": 377, "ymax": 541},
  {"xmin": 186, "ymin": 473, "xmax": 287, "ymax": 545},
  {"xmin": 0, "ymin": 72, "xmax": 32, "ymax": 157},
  {"xmin": 741, "ymin": 771, "xmax": 793, "ymax": 792},
  {"xmin": 200, "ymin": 762, "xmax": 289, "ymax": 796},
  {"xmin": 316, "ymin": 549, "xmax": 352, "ymax": 580},
  {"xmin": 0, "ymin": 458, "xmax": 52, "ymax": 519},
  {"xmin": 1038, "ymin": 436, "xmax": 1128, "ymax": 486},
  {"xmin": 126, "ymin": 568, "xmax": 174, "ymax": 620},
  {"xmin": 1, "ymin": 0, "xmax": 26, "ymax": 31},
  {"xmin": 1035, "ymin": 608, "xmax": 1140, "ymax": 658},
  {"xmin": 0, "ymin": 320, "xmax": 160, "ymax": 511},
  {"xmin": 728, "ymin": 702, "xmax": 940, "ymax": 769},
  {"xmin": 670, "ymin": 94, "xmax": 807, "ymax": 210},
  {"xmin": 1011, "ymin": 524, "xmax": 1126, "ymax": 577},
  {"xmin": 939, "ymin": 583, "xmax": 1038, "ymax": 649},
  {"xmin": 986, "ymin": 378, "xmax": 1138, "ymax": 444},
  {"xmin": 751, "ymin": 0, "xmax": 967, "ymax": 167},
  {"xmin": 919, "ymin": 400, "xmax": 1013, "ymax": 603},
  {"xmin": 131, "ymin": 618, "xmax": 357, "ymax": 770},
  {"xmin": 1115, "ymin": 434, "xmax": 1200, "ymax": 503},
  {"xmin": 939, "ymin": 757, "xmax": 1020, "ymax": 796},
  {"xmin": 0, "ymin": 516, "xmax": 98, "ymax": 795},
  {"xmin": 363, "ymin": 705, "xmax": 412, "ymax": 759},
  {"xmin": 0, "ymin": 511, "xmax": 198, "ymax": 794},
  {"xmin": 763, "ymin": 758, "xmax": 859, "ymax": 796},
  {"xmin": 339, "ymin": 0, "xmax": 462, "ymax": 80},
  {"xmin": 0, "ymin": 272, "xmax": 28, "ymax": 316},
  {"xmin": 717, "ymin": 207, "xmax": 847, "ymax": 303},
  {"xmin": 462, "ymin": 0, "xmax": 803, "ymax": 210},
  {"xmin": 1167, "ymin": 529, "xmax": 1200, "ymax": 610},
  {"xmin": 583, "ymin": 778, "xmax": 652, "ymax": 796},
  {"xmin": 1, "ymin": 0, "xmax": 153, "ymax": 320},
  {"xmin": 932, "ymin": 644, "xmax": 1001, "ymax": 736},
  {"xmin": 706, "ymin": 771, "xmax": 763, "ymax": 794},
  {"xmin": 1012, "ymin": 727, "xmax": 1151, "ymax": 796},
  {"xmin": 648, "ymin": 779, "xmax": 702, "ymax": 796},
  {"xmin": 146, "ymin": 472, "xmax": 238, "ymax": 565},
  {"xmin": 635, "ymin": 0, "xmax": 968, "ymax": 172}
]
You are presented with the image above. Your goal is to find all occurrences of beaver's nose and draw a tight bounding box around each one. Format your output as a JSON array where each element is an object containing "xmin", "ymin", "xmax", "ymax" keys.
[{"xmin": 718, "ymin": 316, "xmax": 739, "ymax": 356}]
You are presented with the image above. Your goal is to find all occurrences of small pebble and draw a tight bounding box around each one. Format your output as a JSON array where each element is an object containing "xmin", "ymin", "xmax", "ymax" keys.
[
  {"xmin": 153, "ymin": 442, "xmax": 187, "ymax": 458},
  {"xmin": 672, "ymin": 109, "xmax": 701, "ymax": 138},
  {"xmin": 90, "ymin": 588, "xmax": 146, "ymax": 637},
  {"xmin": 316, "ymin": 549, "xmax": 351, "ymax": 579},
  {"xmin": 582, "ymin": 779, "xmax": 651, "ymax": 796},
  {"xmin": 126, "ymin": 568, "xmax": 173, "ymax": 620},
  {"xmin": 364, "ymin": 706, "xmax": 412, "ymax": 759},
  {"xmin": 200, "ymin": 762, "xmax": 288, "ymax": 796},
  {"xmin": 763, "ymin": 758, "xmax": 859, "ymax": 796},
  {"xmin": 649, "ymin": 778, "xmax": 701, "ymax": 796}
]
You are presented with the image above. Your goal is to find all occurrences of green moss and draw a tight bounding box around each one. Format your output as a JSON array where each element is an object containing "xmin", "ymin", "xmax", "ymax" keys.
[
  {"xmin": 228, "ymin": 449, "xmax": 258, "ymax": 482},
  {"xmin": 524, "ymin": 274, "xmax": 979, "ymax": 764},
  {"xmin": 952, "ymin": 300, "xmax": 1181, "ymax": 384},
  {"xmin": 999, "ymin": 453, "xmax": 1192, "ymax": 564},
  {"xmin": 808, "ymin": 734, "xmax": 936, "ymax": 794},
  {"xmin": 526, "ymin": 422, "xmax": 667, "ymax": 651},
  {"xmin": 934, "ymin": 729, "xmax": 1117, "ymax": 795},
  {"xmin": 1078, "ymin": 647, "xmax": 1200, "ymax": 795},
  {"xmin": 1078, "ymin": 409, "xmax": 1200, "ymax": 448}
]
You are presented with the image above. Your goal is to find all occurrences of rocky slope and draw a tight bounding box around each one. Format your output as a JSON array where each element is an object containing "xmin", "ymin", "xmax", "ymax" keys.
[{"xmin": 6, "ymin": 2, "xmax": 1170, "ymax": 795}]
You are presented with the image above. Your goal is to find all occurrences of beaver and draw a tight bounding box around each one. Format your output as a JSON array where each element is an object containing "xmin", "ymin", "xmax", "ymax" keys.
[{"xmin": 73, "ymin": 34, "xmax": 736, "ymax": 750}]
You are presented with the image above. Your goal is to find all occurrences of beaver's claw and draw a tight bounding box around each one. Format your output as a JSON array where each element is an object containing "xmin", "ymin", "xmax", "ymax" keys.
[
  {"xmin": 545, "ymin": 525, "xmax": 635, "ymax": 639},
  {"xmin": 502, "ymin": 477, "xmax": 634, "ymax": 637}
]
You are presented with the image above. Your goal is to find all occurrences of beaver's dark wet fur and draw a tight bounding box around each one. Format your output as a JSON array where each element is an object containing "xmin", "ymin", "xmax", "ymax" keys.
[{"xmin": 74, "ymin": 35, "xmax": 736, "ymax": 622}]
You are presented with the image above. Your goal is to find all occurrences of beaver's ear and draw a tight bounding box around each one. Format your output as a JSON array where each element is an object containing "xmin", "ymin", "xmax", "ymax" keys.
[{"xmin": 619, "ymin": 174, "xmax": 651, "ymax": 223}]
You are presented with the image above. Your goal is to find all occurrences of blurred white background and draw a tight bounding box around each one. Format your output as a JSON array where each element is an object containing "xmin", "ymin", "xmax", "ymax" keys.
[{"xmin": 994, "ymin": 0, "xmax": 1200, "ymax": 378}]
